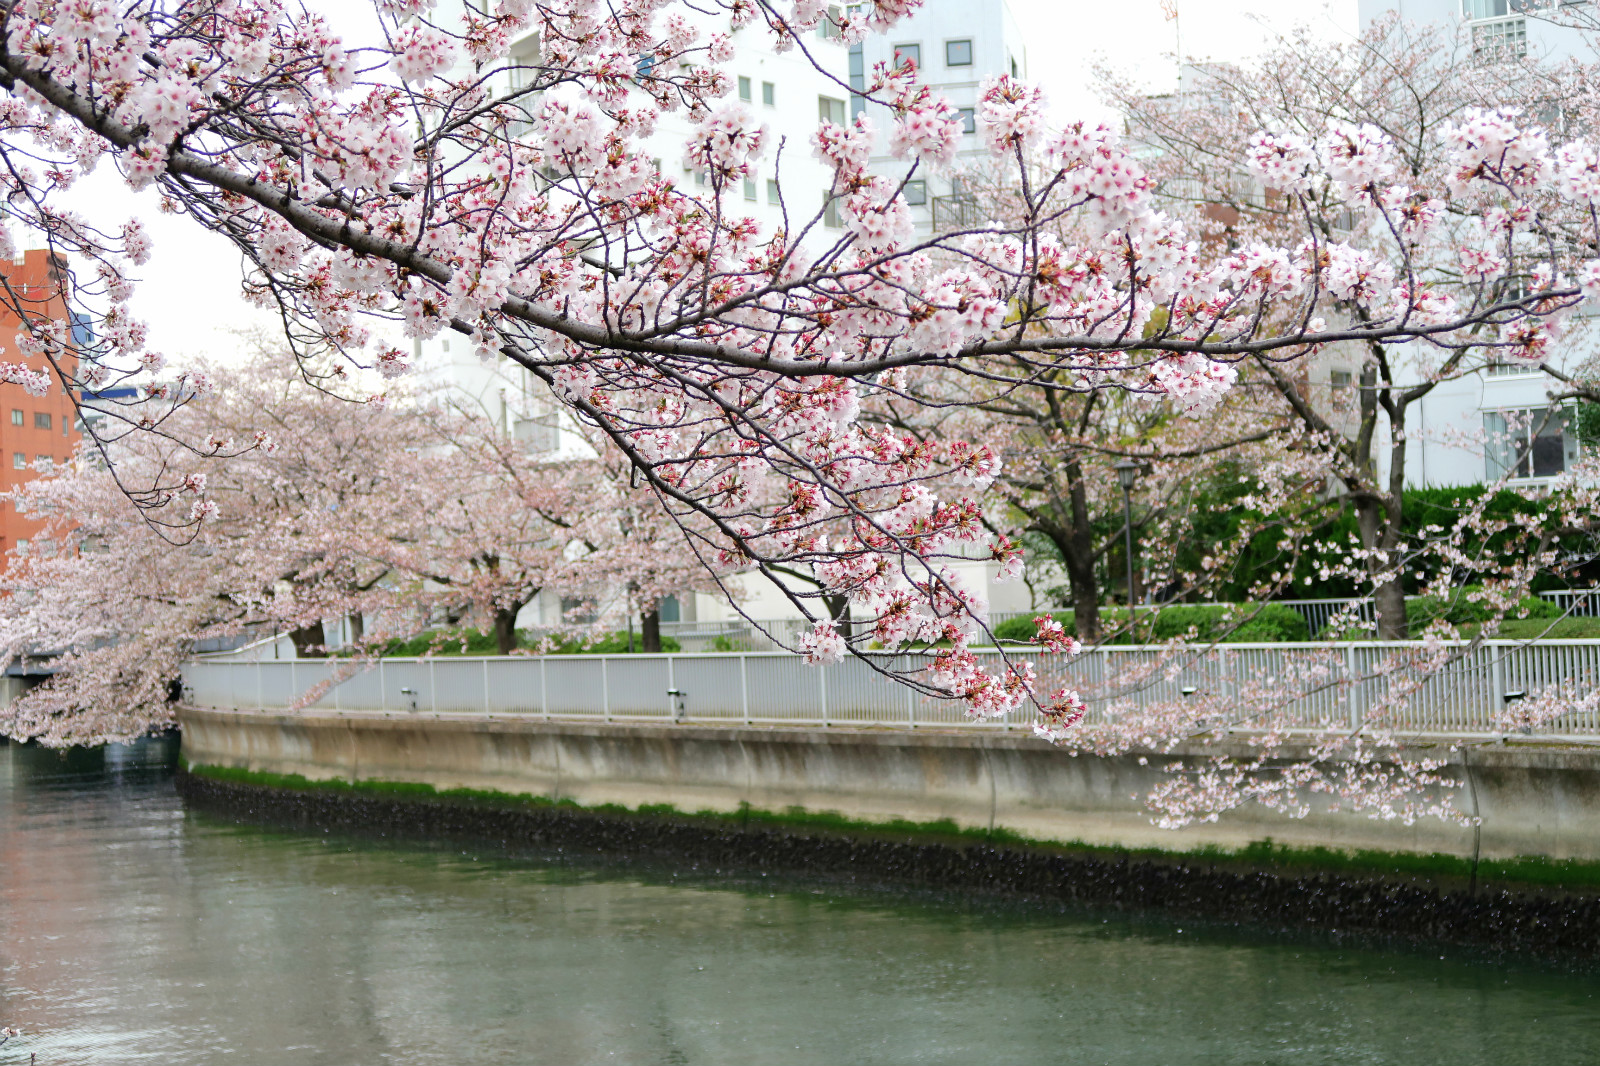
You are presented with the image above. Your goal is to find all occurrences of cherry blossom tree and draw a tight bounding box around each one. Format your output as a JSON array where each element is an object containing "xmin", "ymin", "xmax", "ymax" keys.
[
  {"xmin": 1105, "ymin": 17, "xmax": 1600, "ymax": 638},
  {"xmin": 0, "ymin": 0, "xmax": 1589, "ymax": 735},
  {"xmin": 0, "ymin": 343, "xmax": 644, "ymax": 741}
]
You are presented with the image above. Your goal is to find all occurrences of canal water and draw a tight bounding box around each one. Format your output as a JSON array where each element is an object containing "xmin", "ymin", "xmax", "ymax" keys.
[{"xmin": 3, "ymin": 740, "xmax": 1600, "ymax": 1065}]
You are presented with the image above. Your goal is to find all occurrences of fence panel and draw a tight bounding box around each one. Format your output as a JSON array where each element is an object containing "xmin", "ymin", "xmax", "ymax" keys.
[
  {"xmin": 430, "ymin": 658, "xmax": 488, "ymax": 714},
  {"xmin": 744, "ymin": 655, "xmax": 827, "ymax": 722},
  {"xmin": 183, "ymin": 640, "xmax": 1600, "ymax": 740},
  {"xmin": 483, "ymin": 657, "xmax": 546, "ymax": 715},
  {"xmin": 670, "ymin": 655, "xmax": 750, "ymax": 722},
  {"xmin": 542, "ymin": 658, "xmax": 607, "ymax": 715},
  {"xmin": 601, "ymin": 657, "xmax": 674, "ymax": 718}
]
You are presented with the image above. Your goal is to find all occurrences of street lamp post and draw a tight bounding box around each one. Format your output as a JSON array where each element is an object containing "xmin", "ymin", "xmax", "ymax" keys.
[{"xmin": 1113, "ymin": 458, "xmax": 1140, "ymax": 626}]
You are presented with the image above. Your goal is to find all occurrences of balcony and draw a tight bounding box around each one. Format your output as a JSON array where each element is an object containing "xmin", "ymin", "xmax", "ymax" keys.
[{"xmin": 930, "ymin": 193, "xmax": 983, "ymax": 233}]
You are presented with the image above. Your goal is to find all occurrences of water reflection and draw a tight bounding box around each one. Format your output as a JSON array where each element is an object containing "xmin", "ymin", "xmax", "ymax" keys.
[{"xmin": 1, "ymin": 738, "xmax": 1598, "ymax": 1065}]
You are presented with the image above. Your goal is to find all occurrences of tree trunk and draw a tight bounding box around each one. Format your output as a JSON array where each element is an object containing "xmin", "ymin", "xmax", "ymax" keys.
[
  {"xmin": 289, "ymin": 621, "xmax": 327, "ymax": 658},
  {"xmin": 1066, "ymin": 548, "xmax": 1101, "ymax": 642},
  {"xmin": 823, "ymin": 592, "xmax": 852, "ymax": 638},
  {"xmin": 641, "ymin": 609, "xmax": 661, "ymax": 653},
  {"xmin": 492, "ymin": 604, "xmax": 520, "ymax": 655},
  {"xmin": 1355, "ymin": 497, "xmax": 1409, "ymax": 640}
]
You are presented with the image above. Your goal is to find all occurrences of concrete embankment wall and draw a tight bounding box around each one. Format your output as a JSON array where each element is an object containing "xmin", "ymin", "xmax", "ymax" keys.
[{"xmin": 177, "ymin": 705, "xmax": 1600, "ymax": 862}]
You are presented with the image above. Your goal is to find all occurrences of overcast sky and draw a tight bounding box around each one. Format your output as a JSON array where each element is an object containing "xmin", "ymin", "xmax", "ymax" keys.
[{"xmin": 45, "ymin": 0, "xmax": 1359, "ymax": 366}]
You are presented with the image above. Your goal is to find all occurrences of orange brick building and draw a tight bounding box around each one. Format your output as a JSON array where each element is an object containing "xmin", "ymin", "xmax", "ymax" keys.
[{"xmin": 0, "ymin": 249, "xmax": 80, "ymax": 555}]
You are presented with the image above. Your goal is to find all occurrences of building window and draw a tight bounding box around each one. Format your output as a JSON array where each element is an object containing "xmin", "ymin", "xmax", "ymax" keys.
[
  {"xmin": 738, "ymin": 75, "xmax": 752, "ymax": 102},
  {"xmin": 11, "ymin": 452, "xmax": 23, "ymax": 469},
  {"xmin": 767, "ymin": 179, "xmax": 780, "ymax": 205},
  {"xmin": 34, "ymin": 455, "xmax": 49, "ymax": 468},
  {"xmin": 514, "ymin": 412, "xmax": 559, "ymax": 453},
  {"xmin": 823, "ymin": 193, "xmax": 842, "ymax": 229},
  {"xmin": 743, "ymin": 177, "xmax": 757, "ymax": 201},
  {"xmin": 818, "ymin": 95, "xmax": 846, "ymax": 126},
  {"xmin": 848, "ymin": 43, "xmax": 866, "ymax": 120},
  {"xmin": 1487, "ymin": 359, "xmax": 1540, "ymax": 376},
  {"xmin": 1329, "ymin": 370, "xmax": 1352, "ymax": 389},
  {"xmin": 14, "ymin": 538, "xmax": 26, "ymax": 555},
  {"xmin": 1010, "ymin": 55, "xmax": 1019, "ymax": 78},
  {"xmin": 904, "ymin": 180, "xmax": 928, "ymax": 205},
  {"xmin": 762, "ymin": 81, "xmax": 775, "ymax": 106},
  {"xmin": 957, "ymin": 107, "xmax": 976, "ymax": 134},
  {"xmin": 33, "ymin": 412, "xmax": 49, "ymax": 430},
  {"xmin": 560, "ymin": 595, "xmax": 597, "ymax": 624},
  {"xmin": 815, "ymin": 4, "xmax": 842, "ymax": 38},
  {"xmin": 893, "ymin": 43, "xmax": 920, "ymax": 69},
  {"xmin": 1471, "ymin": 17, "xmax": 1526, "ymax": 61},
  {"xmin": 1484, "ymin": 408, "xmax": 1578, "ymax": 480},
  {"xmin": 659, "ymin": 595, "xmax": 681, "ymax": 622},
  {"xmin": 8, "ymin": 410, "xmax": 20, "ymax": 426},
  {"xmin": 946, "ymin": 39, "xmax": 973, "ymax": 67}
]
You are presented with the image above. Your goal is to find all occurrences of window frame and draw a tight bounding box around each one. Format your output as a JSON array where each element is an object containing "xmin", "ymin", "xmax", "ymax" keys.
[
  {"xmin": 904, "ymin": 179, "xmax": 928, "ymax": 206},
  {"xmin": 945, "ymin": 39, "xmax": 973, "ymax": 67},
  {"xmin": 1483, "ymin": 406, "xmax": 1579, "ymax": 481},
  {"xmin": 893, "ymin": 43, "xmax": 921, "ymax": 70},
  {"xmin": 762, "ymin": 81, "xmax": 775, "ymax": 106}
]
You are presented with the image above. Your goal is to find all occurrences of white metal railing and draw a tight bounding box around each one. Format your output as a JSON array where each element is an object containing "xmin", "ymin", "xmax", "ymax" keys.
[
  {"xmin": 1538, "ymin": 589, "xmax": 1600, "ymax": 618},
  {"xmin": 179, "ymin": 640, "xmax": 1600, "ymax": 739}
]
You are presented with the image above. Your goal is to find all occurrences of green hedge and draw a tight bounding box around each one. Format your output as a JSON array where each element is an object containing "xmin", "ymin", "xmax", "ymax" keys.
[
  {"xmin": 992, "ymin": 603, "xmax": 1309, "ymax": 644},
  {"xmin": 1406, "ymin": 589, "xmax": 1559, "ymax": 635},
  {"xmin": 360, "ymin": 628, "xmax": 681, "ymax": 657}
]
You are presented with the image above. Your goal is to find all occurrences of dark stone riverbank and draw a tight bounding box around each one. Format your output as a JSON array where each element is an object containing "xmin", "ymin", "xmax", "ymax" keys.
[{"xmin": 177, "ymin": 767, "xmax": 1600, "ymax": 961}]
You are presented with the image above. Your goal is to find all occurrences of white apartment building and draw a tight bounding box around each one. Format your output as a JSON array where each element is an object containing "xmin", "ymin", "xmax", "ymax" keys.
[
  {"xmin": 848, "ymin": 0, "xmax": 1030, "ymax": 235},
  {"xmin": 416, "ymin": 8, "xmax": 851, "ymax": 437},
  {"xmin": 1346, "ymin": 0, "xmax": 1598, "ymax": 491}
]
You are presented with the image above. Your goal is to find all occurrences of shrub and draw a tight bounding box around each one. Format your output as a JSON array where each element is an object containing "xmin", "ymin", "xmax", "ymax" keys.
[
  {"xmin": 537, "ymin": 630, "xmax": 682, "ymax": 654},
  {"xmin": 1145, "ymin": 602, "xmax": 1310, "ymax": 643},
  {"xmin": 1405, "ymin": 587, "xmax": 1559, "ymax": 637},
  {"xmin": 989, "ymin": 604, "xmax": 1310, "ymax": 645},
  {"xmin": 363, "ymin": 627, "xmax": 682, "ymax": 656},
  {"xmin": 992, "ymin": 615, "xmax": 1044, "ymax": 643}
]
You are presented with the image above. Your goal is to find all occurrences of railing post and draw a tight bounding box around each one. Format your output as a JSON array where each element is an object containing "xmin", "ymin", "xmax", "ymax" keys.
[
  {"xmin": 1345, "ymin": 645, "xmax": 1359, "ymax": 730},
  {"xmin": 668, "ymin": 655, "xmax": 676, "ymax": 721},
  {"xmin": 907, "ymin": 668, "xmax": 916, "ymax": 730},
  {"xmin": 430, "ymin": 658, "xmax": 438, "ymax": 715},
  {"xmin": 482, "ymin": 658, "xmax": 490, "ymax": 716},
  {"xmin": 602, "ymin": 656, "xmax": 611, "ymax": 721},
  {"xmin": 740, "ymin": 655, "xmax": 750, "ymax": 725},
  {"xmin": 1491, "ymin": 643, "xmax": 1505, "ymax": 731},
  {"xmin": 819, "ymin": 664, "xmax": 829, "ymax": 727},
  {"xmin": 379, "ymin": 659, "xmax": 386, "ymax": 713},
  {"xmin": 256, "ymin": 660, "xmax": 263, "ymax": 711},
  {"xmin": 290, "ymin": 660, "xmax": 297, "ymax": 709},
  {"xmin": 541, "ymin": 658, "xmax": 549, "ymax": 720}
]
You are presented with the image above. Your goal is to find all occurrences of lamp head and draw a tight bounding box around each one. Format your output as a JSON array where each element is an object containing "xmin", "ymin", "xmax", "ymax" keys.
[{"xmin": 1113, "ymin": 458, "xmax": 1139, "ymax": 490}]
